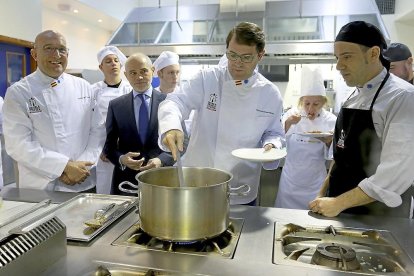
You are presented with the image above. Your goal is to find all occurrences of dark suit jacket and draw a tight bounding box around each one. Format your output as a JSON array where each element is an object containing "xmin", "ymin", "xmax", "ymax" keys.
[{"xmin": 103, "ymin": 89, "xmax": 174, "ymax": 195}]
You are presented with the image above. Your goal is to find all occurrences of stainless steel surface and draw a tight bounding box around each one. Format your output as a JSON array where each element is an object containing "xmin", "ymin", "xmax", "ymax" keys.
[
  {"xmin": 0, "ymin": 216, "xmax": 66, "ymax": 275},
  {"xmin": 136, "ymin": 167, "xmax": 232, "ymax": 241},
  {"xmin": 0, "ymin": 199, "xmax": 51, "ymax": 228},
  {"xmin": 107, "ymin": 0, "xmax": 388, "ymax": 65},
  {"xmin": 274, "ymin": 222, "xmax": 414, "ymax": 274},
  {"xmin": 10, "ymin": 194, "xmax": 137, "ymax": 242},
  {"xmin": 3, "ymin": 190, "xmax": 414, "ymax": 276}
]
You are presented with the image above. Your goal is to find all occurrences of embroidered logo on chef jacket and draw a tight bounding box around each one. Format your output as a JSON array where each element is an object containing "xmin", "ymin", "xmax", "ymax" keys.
[
  {"xmin": 336, "ymin": 130, "xmax": 345, "ymax": 148},
  {"xmin": 207, "ymin": 93, "xmax": 218, "ymax": 111},
  {"xmin": 28, "ymin": 97, "xmax": 42, "ymax": 113}
]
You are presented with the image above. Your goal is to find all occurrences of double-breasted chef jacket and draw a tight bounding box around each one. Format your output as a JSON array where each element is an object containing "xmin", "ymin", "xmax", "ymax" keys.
[
  {"xmin": 3, "ymin": 69, "xmax": 104, "ymax": 192},
  {"xmin": 158, "ymin": 66, "xmax": 285, "ymax": 205}
]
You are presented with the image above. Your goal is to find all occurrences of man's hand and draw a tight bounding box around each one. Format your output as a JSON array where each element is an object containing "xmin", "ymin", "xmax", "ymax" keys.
[
  {"xmin": 162, "ymin": 129, "xmax": 184, "ymax": 161},
  {"xmin": 139, "ymin": 158, "xmax": 162, "ymax": 171},
  {"xmin": 120, "ymin": 152, "xmax": 145, "ymax": 171},
  {"xmin": 263, "ymin": 143, "xmax": 275, "ymax": 152},
  {"xmin": 59, "ymin": 172, "xmax": 75, "ymax": 185},
  {"xmin": 62, "ymin": 160, "xmax": 94, "ymax": 185},
  {"xmin": 100, "ymin": 152, "xmax": 109, "ymax": 162},
  {"xmin": 309, "ymin": 197, "xmax": 342, "ymax": 217}
]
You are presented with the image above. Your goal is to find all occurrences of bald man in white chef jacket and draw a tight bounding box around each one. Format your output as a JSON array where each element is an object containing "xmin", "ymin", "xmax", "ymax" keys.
[
  {"xmin": 3, "ymin": 30, "xmax": 104, "ymax": 192},
  {"xmin": 93, "ymin": 46, "xmax": 131, "ymax": 194},
  {"xmin": 158, "ymin": 22, "xmax": 285, "ymax": 205}
]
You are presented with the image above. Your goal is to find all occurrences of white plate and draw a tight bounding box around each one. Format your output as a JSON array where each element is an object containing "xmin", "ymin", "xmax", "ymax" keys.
[
  {"xmin": 231, "ymin": 148, "xmax": 287, "ymax": 162},
  {"xmin": 299, "ymin": 132, "xmax": 333, "ymax": 138}
]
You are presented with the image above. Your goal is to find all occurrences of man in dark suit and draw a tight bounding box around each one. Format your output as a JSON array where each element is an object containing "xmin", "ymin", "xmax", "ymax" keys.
[{"xmin": 104, "ymin": 53, "xmax": 174, "ymax": 195}]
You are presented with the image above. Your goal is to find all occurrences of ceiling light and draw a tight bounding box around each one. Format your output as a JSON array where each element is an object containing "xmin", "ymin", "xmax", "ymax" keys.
[
  {"xmin": 98, "ymin": 19, "xmax": 103, "ymax": 23},
  {"xmin": 73, "ymin": 9, "xmax": 79, "ymax": 13}
]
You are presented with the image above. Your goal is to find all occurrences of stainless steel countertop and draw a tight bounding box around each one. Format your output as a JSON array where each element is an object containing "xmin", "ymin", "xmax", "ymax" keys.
[{"xmin": 2, "ymin": 187, "xmax": 414, "ymax": 276}]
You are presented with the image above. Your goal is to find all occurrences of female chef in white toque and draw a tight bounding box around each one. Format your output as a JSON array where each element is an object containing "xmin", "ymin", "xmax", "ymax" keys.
[
  {"xmin": 93, "ymin": 46, "xmax": 131, "ymax": 194},
  {"xmin": 275, "ymin": 66, "xmax": 337, "ymax": 209}
]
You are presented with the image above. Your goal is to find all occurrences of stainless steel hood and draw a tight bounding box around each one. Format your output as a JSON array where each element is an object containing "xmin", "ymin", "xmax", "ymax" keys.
[{"xmin": 107, "ymin": 0, "xmax": 389, "ymax": 65}]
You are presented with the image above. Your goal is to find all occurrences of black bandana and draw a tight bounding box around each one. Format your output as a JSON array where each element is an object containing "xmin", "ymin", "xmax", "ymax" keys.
[{"xmin": 335, "ymin": 21, "xmax": 390, "ymax": 70}]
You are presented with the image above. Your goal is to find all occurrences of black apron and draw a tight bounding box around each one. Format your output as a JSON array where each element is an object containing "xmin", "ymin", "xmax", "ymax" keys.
[{"xmin": 329, "ymin": 72, "xmax": 414, "ymax": 218}]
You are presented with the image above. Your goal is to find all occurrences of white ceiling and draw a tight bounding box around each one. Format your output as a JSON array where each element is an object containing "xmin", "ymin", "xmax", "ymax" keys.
[{"xmin": 41, "ymin": 0, "xmax": 135, "ymax": 32}]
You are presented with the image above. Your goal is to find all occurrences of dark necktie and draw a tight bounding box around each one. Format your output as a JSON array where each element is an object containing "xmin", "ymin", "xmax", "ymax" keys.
[{"xmin": 137, "ymin": 94, "xmax": 149, "ymax": 144}]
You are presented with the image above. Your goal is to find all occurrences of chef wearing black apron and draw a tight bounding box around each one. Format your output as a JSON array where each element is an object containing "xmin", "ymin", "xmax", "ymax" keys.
[{"xmin": 310, "ymin": 21, "xmax": 414, "ymax": 218}]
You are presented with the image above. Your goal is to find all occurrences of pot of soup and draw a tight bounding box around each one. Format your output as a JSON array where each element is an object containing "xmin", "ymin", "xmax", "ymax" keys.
[{"xmin": 118, "ymin": 167, "xmax": 249, "ymax": 241}]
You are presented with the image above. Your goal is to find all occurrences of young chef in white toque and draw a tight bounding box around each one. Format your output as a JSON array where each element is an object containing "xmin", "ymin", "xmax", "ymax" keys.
[
  {"xmin": 3, "ymin": 30, "xmax": 104, "ymax": 192},
  {"xmin": 153, "ymin": 51, "xmax": 181, "ymax": 94},
  {"xmin": 158, "ymin": 22, "xmax": 285, "ymax": 205},
  {"xmin": 93, "ymin": 46, "xmax": 132, "ymax": 194},
  {"xmin": 309, "ymin": 21, "xmax": 414, "ymax": 218},
  {"xmin": 275, "ymin": 66, "xmax": 337, "ymax": 210}
]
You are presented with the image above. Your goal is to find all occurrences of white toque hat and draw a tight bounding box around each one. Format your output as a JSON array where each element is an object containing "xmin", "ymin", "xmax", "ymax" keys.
[
  {"xmin": 300, "ymin": 66, "xmax": 326, "ymax": 97},
  {"xmin": 153, "ymin": 51, "xmax": 179, "ymax": 77},
  {"xmin": 97, "ymin": 46, "xmax": 127, "ymax": 66}
]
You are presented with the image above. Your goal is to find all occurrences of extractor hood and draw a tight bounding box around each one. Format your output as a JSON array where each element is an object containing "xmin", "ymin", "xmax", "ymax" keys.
[{"xmin": 107, "ymin": 0, "xmax": 389, "ymax": 65}]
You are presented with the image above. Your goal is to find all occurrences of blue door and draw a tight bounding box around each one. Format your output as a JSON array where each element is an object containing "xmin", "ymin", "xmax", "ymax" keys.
[{"xmin": 0, "ymin": 43, "xmax": 32, "ymax": 98}]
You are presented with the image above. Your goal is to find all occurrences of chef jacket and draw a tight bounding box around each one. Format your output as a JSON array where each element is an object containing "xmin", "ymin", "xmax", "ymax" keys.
[
  {"xmin": 158, "ymin": 66, "xmax": 285, "ymax": 204},
  {"xmin": 3, "ymin": 70, "xmax": 105, "ymax": 192},
  {"xmin": 342, "ymin": 68, "xmax": 414, "ymax": 207},
  {"xmin": 93, "ymin": 80, "xmax": 131, "ymax": 122},
  {"xmin": 93, "ymin": 80, "xmax": 131, "ymax": 194},
  {"xmin": 275, "ymin": 108, "xmax": 336, "ymax": 209}
]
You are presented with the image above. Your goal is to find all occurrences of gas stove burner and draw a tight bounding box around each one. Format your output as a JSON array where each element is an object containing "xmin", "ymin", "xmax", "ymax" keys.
[
  {"xmin": 273, "ymin": 223, "xmax": 414, "ymax": 275},
  {"xmin": 311, "ymin": 243, "xmax": 360, "ymax": 271},
  {"xmin": 112, "ymin": 218, "xmax": 244, "ymax": 259}
]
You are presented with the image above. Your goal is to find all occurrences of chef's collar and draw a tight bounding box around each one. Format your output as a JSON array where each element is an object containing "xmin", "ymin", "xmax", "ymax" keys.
[
  {"xmin": 35, "ymin": 69, "xmax": 64, "ymax": 86},
  {"xmin": 105, "ymin": 80, "xmax": 122, "ymax": 88},
  {"xmin": 358, "ymin": 68, "xmax": 388, "ymax": 93},
  {"xmin": 133, "ymin": 86, "xmax": 153, "ymax": 99},
  {"xmin": 226, "ymin": 68, "xmax": 258, "ymax": 88}
]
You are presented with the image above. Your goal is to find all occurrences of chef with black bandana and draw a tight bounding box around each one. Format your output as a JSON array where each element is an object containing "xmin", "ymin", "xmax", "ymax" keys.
[{"xmin": 309, "ymin": 21, "xmax": 414, "ymax": 218}]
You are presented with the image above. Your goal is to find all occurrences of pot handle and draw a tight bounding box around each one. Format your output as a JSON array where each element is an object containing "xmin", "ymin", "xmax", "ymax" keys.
[
  {"xmin": 229, "ymin": 184, "xmax": 251, "ymax": 196},
  {"xmin": 118, "ymin": 181, "xmax": 138, "ymax": 194}
]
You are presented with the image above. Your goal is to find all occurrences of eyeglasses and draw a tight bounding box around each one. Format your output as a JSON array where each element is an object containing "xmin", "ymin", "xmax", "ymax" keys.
[
  {"xmin": 226, "ymin": 51, "xmax": 255, "ymax": 63},
  {"xmin": 42, "ymin": 45, "xmax": 69, "ymax": 55}
]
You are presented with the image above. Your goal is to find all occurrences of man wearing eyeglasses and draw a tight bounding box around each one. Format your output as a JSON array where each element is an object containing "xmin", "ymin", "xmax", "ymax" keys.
[
  {"xmin": 158, "ymin": 22, "xmax": 285, "ymax": 206},
  {"xmin": 3, "ymin": 30, "xmax": 104, "ymax": 192}
]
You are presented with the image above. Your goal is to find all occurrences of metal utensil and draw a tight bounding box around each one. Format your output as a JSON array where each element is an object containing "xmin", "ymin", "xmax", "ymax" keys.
[
  {"xmin": 84, "ymin": 203, "xmax": 116, "ymax": 228},
  {"xmin": 84, "ymin": 201, "xmax": 130, "ymax": 229},
  {"xmin": 176, "ymin": 151, "xmax": 186, "ymax": 187},
  {"xmin": 0, "ymin": 199, "xmax": 52, "ymax": 228},
  {"xmin": 95, "ymin": 203, "xmax": 116, "ymax": 219}
]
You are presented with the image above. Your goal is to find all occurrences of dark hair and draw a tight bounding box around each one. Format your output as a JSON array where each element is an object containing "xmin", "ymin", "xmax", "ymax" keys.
[{"xmin": 226, "ymin": 22, "xmax": 265, "ymax": 53}]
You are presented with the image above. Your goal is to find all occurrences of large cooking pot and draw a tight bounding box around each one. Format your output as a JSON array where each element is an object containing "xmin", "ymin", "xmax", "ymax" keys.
[{"xmin": 118, "ymin": 167, "xmax": 250, "ymax": 241}]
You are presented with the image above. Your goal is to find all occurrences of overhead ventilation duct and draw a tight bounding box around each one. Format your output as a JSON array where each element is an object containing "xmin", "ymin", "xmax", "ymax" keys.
[{"xmin": 107, "ymin": 0, "xmax": 389, "ymax": 65}]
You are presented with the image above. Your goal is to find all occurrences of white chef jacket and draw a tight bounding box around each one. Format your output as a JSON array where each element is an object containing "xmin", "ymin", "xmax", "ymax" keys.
[
  {"xmin": 343, "ymin": 69, "xmax": 414, "ymax": 207},
  {"xmin": 275, "ymin": 108, "xmax": 336, "ymax": 209},
  {"xmin": 3, "ymin": 70, "xmax": 105, "ymax": 192},
  {"xmin": 158, "ymin": 66, "xmax": 285, "ymax": 204},
  {"xmin": 93, "ymin": 80, "xmax": 131, "ymax": 194}
]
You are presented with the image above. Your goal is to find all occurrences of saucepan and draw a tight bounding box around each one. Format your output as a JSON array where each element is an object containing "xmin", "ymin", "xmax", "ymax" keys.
[{"xmin": 118, "ymin": 167, "xmax": 250, "ymax": 241}]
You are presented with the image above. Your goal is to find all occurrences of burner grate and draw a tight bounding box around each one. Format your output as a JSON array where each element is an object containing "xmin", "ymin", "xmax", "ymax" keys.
[
  {"xmin": 112, "ymin": 218, "xmax": 244, "ymax": 259},
  {"xmin": 273, "ymin": 223, "xmax": 414, "ymax": 274}
]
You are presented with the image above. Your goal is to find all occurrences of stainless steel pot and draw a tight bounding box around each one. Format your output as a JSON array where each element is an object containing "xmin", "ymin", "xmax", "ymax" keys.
[{"xmin": 118, "ymin": 167, "xmax": 250, "ymax": 241}]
